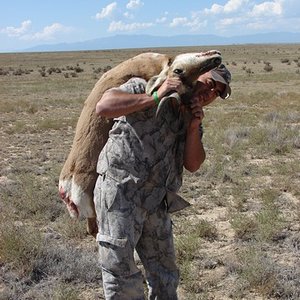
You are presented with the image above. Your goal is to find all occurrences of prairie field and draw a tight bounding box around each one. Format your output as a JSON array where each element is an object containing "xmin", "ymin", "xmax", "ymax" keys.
[{"xmin": 0, "ymin": 44, "xmax": 299, "ymax": 299}]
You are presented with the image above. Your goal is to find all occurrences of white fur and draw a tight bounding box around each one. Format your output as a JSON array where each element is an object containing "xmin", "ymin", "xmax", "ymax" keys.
[
  {"xmin": 59, "ymin": 178, "xmax": 96, "ymax": 219},
  {"xmin": 71, "ymin": 177, "xmax": 96, "ymax": 218}
]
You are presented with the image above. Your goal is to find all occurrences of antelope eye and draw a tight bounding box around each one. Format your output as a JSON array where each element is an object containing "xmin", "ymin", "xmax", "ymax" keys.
[{"xmin": 173, "ymin": 69, "xmax": 183, "ymax": 74}]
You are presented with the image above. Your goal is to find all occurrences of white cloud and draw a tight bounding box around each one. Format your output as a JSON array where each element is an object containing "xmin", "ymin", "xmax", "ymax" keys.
[
  {"xmin": 218, "ymin": 18, "xmax": 237, "ymax": 26},
  {"xmin": 246, "ymin": 21, "xmax": 275, "ymax": 30},
  {"xmin": 126, "ymin": 0, "xmax": 144, "ymax": 10},
  {"xmin": 1, "ymin": 20, "xmax": 31, "ymax": 37},
  {"xmin": 200, "ymin": 0, "xmax": 287, "ymax": 34},
  {"xmin": 1, "ymin": 20, "xmax": 72, "ymax": 41},
  {"xmin": 95, "ymin": 2, "xmax": 117, "ymax": 20},
  {"xmin": 108, "ymin": 21, "xmax": 153, "ymax": 32},
  {"xmin": 216, "ymin": 17, "xmax": 245, "ymax": 28},
  {"xmin": 224, "ymin": 0, "xmax": 247, "ymax": 13},
  {"xmin": 155, "ymin": 12, "xmax": 169, "ymax": 24},
  {"xmin": 251, "ymin": 0, "xmax": 283, "ymax": 17},
  {"xmin": 22, "ymin": 23, "xmax": 72, "ymax": 41},
  {"xmin": 169, "ymin": 17, "xmax": 207, "ymax": 31},
  {"xmin": 124, "ymin": 12, "xmax": 134, "ymax": 19},
  {"xmin": 170, "ymin": 17, "xmax": 188, "ymax": 27},
  {"xmin": 205, "ymin": 4, "xmax": 223, "ymax": 14},
  {"xmin": 204, "ymin": 0, "xmax": 248, "ymax": 14},
  {"xmin": 156, "ymin": 17, "xmax": 167, "ymax": 24}
]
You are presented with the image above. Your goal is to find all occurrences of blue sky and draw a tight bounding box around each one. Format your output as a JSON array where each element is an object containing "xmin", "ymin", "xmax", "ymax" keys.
[{"xmin": 1, "ymin": 0, "xmax": 299, "ymax": 51}]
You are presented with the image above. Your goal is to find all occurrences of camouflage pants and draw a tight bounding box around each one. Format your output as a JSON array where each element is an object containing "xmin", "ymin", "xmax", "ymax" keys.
[{"xmin": 94, "ymin": 174, "xmax": 179, "ymax": 300}]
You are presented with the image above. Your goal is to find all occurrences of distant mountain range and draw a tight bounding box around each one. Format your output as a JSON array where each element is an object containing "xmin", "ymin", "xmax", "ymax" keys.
[{"xmin": 24, "ymin": 32, "xmax": 300, "ymax": 52}]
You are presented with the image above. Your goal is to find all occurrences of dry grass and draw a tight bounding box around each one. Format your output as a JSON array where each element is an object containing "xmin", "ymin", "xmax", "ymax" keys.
[{"xmin": 0, "ymin": 44, "xmax": 299, "ymax": 299}]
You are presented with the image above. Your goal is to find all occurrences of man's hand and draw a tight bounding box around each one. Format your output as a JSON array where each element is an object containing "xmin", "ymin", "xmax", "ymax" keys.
[
  {"xmin": 189, "ymin": 96, "xmax": 204, "ymax": 130},
  {"xmin": 157, "ymin": 77, "xmax": 182, "ymax": 99}
]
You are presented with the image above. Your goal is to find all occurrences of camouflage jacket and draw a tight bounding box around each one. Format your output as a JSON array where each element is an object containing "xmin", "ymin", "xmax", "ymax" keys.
[{"xmin": 97, "ymin": 77, "xmax": 190, "ymax": 213}]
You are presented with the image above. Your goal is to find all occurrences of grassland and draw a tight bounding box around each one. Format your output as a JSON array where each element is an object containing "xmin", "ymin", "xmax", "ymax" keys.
[{"xmin": 0, "ymin": 44, "xmax": 299, "ymax": 299}]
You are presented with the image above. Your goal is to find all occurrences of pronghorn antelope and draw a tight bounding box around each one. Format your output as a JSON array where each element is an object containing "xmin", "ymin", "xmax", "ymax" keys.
[{"xmin": 59, "ymin": 50, "xmax": 222, "ymax": 236}]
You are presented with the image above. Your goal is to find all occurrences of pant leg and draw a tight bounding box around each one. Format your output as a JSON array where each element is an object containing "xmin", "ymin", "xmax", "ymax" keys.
[
  {"xmin": 136, "ymin": 201, "xmax": 179, "ymax": 300},
  {"xmin": 94, "ymin": 175, "xmax": 147, "ymax": 300}
]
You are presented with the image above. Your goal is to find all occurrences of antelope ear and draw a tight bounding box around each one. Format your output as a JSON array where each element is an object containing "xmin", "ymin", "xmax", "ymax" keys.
[
  {"xmin": 156, "ymin": 92, "xmax": 181, "ymax": 118},
  {"xmin": 145, "ymin": 65, "xmax": 169, "ymax": 95}
]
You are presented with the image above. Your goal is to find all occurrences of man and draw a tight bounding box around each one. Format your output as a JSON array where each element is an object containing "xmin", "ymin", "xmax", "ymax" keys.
[{"xmin": 94, "ymin": 64, "xmax": 231, "ymax": 299}]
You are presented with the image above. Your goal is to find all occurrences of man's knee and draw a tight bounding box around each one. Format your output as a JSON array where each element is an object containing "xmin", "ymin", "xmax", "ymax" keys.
[
  {"xmin": 101, "ymin": 268, "xmax": 144, "ymax": 300},
  {"xmin": 98, "ymin": 238, "xmax": 139, "ymax": 277}
]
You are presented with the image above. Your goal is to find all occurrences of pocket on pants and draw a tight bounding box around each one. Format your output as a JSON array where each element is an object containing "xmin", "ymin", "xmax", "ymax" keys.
[
  {"xmin": 94, "ymin": 175, "xmax": 118, "ymax": 220},
  {"xmin": 97, "ymin": 231, "xmax": 138, "ymax": 277},
  {"xmin": 94, "ymin": 174, "xmax": 118, "ymax": 212},
  {"xmin": 96, "ymin": 233, "xmax": 127, "ymax": 248}
]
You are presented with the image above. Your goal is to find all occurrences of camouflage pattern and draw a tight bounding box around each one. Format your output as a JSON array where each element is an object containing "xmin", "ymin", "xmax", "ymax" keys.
[{"xmin": 94, "ymin": 77, "xmax": 191, "ymax": 299}]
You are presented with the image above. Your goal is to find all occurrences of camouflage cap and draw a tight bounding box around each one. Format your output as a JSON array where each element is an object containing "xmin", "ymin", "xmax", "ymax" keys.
[{"xmin": 210, "ymin": 64, "xmax": 231, "ymax": 99}]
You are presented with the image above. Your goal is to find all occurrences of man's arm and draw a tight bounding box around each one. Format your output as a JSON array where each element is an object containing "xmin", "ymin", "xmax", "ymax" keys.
[
  {"xmin": 184, "ymin": 124, "xmax": 206, "ymax": 172},
  {"xmin": 96, "ymin": 77, "xmax": 183, "ymax": 118},
  {"xmin": 96, "ymin": 90, "xmax": 155, "ymax": 118},
  {"xmin": 183, "ymin": 98, "xmax": 206, "ymax": 172}
]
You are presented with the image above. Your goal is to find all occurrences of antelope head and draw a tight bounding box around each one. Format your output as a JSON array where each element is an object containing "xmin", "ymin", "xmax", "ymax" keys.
[{"xmin": 146, "ymin": 50, "xmax": 222, "ymax": 116}]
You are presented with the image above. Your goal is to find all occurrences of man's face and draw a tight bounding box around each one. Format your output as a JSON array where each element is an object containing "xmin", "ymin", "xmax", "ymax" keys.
[{"xmin": 194, "ymin": 72, "xmax": 226, "ymax": 106}]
